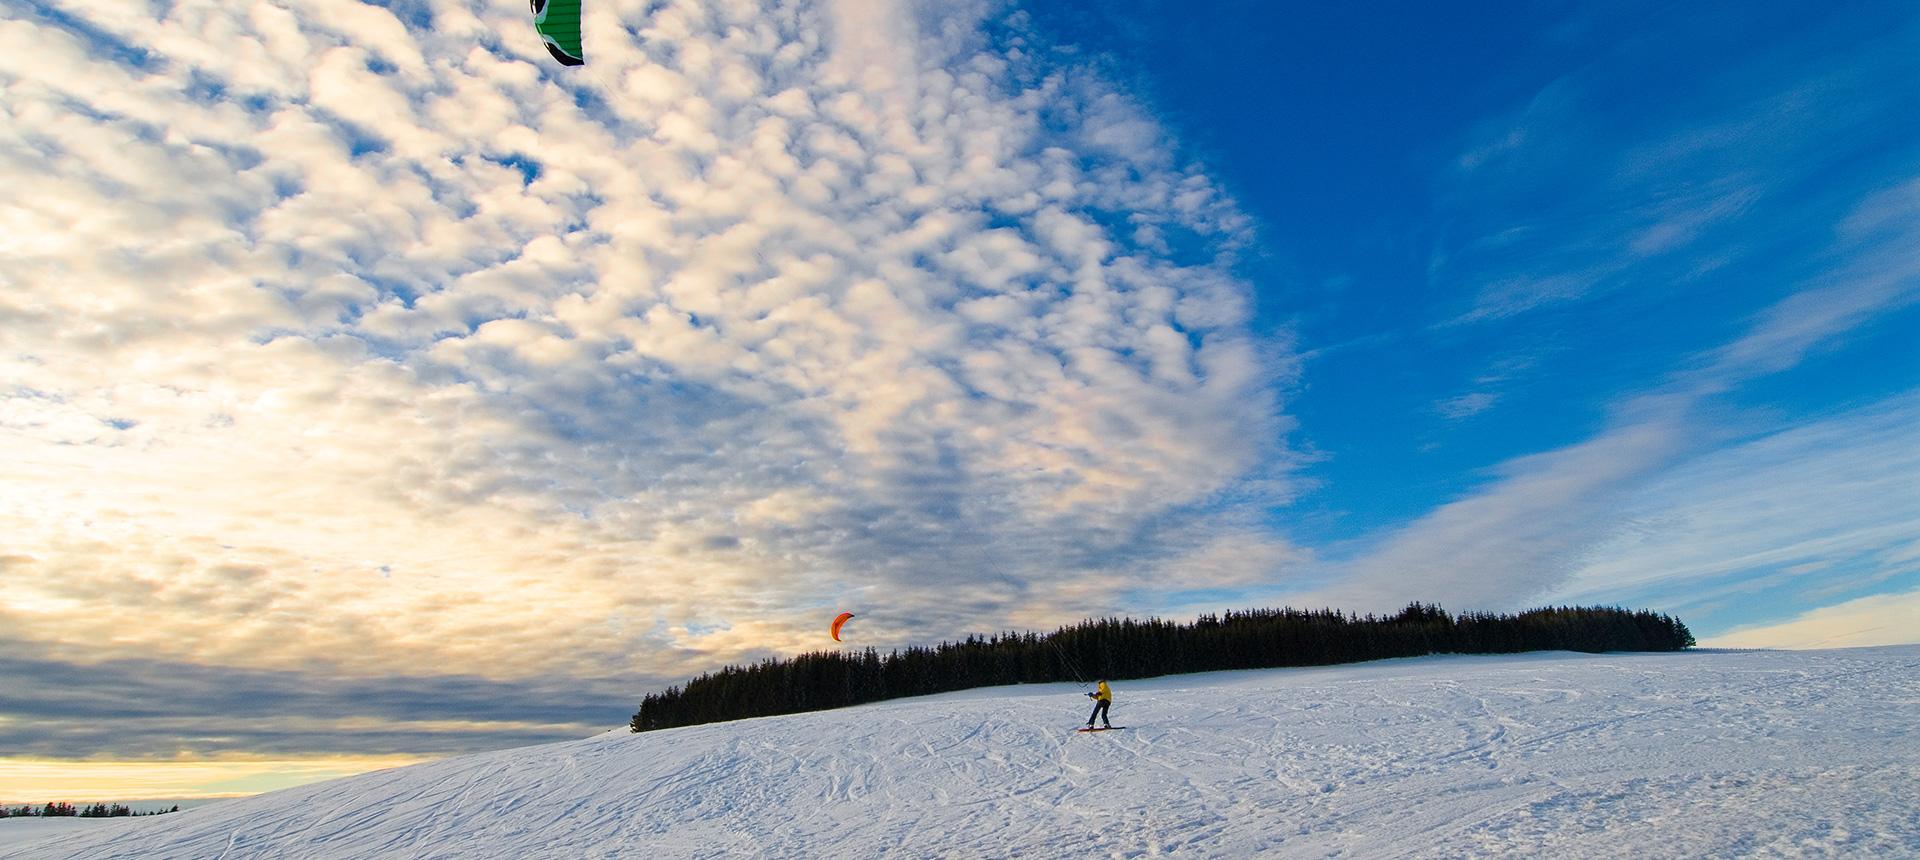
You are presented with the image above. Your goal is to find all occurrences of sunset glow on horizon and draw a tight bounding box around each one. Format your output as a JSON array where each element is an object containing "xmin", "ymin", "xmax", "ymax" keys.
[{"xmin": 0, "ymin": 756, "xmax": 432, "ymax": 805}]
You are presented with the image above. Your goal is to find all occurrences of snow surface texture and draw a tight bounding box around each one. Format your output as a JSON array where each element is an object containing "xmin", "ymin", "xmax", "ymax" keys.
[
  {"xmin": 6, "ymin": 647, "xmax": 1915, "ymax": 859},
  {"xmin": 0, "ymin": 820, "xmax": 129, "ymax": 850}
]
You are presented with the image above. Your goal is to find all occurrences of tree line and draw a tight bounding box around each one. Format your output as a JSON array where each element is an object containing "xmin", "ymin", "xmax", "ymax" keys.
[
  {"xmin": 632, "ymin": 603, "xmax": 1694, "ymax": 732},
  {"xmin": 0, "ymin": 802, "xmax": 179, "ymax": 818}
]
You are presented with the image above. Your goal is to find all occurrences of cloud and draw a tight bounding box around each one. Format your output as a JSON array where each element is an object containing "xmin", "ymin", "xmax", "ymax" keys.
[
  {"xmin": 1548, "ymin": 393, "xmax": 1920, "ymax": 611},
  {"xmin": 1319, "ymin": 167, "xmax": 1920, "ymax": 613},
  {"xmin": 1306, "ymin": 4, "xmax": 1920, "ymax": 617},
  {"xmin": 1690, "ymin": 177, "xmax": 1920, "ymax": 386},
  {"xmin": 0, "ymin": 0, "xmax": 1296, "ymax": 760},
  {"xmin": 1702, "ymin": 588, "xmax": 1920, "ymax": 649},
  {"xmin": 1326, "ymin": 410, "xmax": 1692, "ymax": 612},
  {"xmin": 1433, "ymin": 9, "xmax": 1917, "ymax": 326},
  {"xmin": 1433, "ymin": 391, "xmax": 1498, "ymax": 420}
]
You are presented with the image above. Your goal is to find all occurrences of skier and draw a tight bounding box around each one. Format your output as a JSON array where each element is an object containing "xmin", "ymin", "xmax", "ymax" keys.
[{"xmin": 1084, "ymin": 679, "xmax": 1112, "ymax": 729}]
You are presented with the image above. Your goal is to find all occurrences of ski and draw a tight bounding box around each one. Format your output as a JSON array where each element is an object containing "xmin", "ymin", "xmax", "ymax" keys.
[{"xmin": 1075, "ymin": 726, "xmax": 1127, "ymax": 732}]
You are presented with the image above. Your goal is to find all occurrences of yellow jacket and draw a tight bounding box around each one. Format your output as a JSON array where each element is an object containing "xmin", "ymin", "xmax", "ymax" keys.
[{"xmin": 1092, "ymin": 681, "xmax": 1111, "ymax": 702}]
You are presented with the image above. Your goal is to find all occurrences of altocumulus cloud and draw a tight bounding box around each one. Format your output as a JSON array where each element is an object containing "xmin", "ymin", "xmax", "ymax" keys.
[{"xmin": 0, "ymin": 0, "xmax": 1298, "ymax": 755}]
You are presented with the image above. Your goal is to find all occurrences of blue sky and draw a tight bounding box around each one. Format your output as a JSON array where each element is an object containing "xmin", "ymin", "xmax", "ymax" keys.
[
  {"xmin": 1028, "ymin": 0, "xmax": 1916, "ymax": 511},
  {"xmin": 0, "ymin": 0, "xmax": 1914, "ymax": 798},
  {"xmin": 1025, "ymin": 0, "xmax": 1920, "ymax": 633}
]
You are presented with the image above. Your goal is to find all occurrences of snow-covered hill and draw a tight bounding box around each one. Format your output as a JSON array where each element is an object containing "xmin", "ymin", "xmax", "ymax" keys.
[{"xmin": 6, "ymin": 647, "xmax": 1915, "ymax": 859}]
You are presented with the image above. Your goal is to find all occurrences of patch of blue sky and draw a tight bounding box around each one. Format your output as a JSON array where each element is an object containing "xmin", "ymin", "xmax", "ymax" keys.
[
  {"xmin": 678, "ymin": 619, "xmax": 731, "ymax": 638},
  {"xmin": 360, "ymin": 0, "xmax": 433, "ymax": 31},
  {"xmin": 978, "ymin": 211, "xmax": 1027, "ymax": 236},
  {"xmin": 1132, "ymin": 586, "xmax": 1268, "ymax": 613},
  {"xmin": 246, "ymin": 326, "xmax": 319, "ymax": 347},
  {"xmin": 346, "ymin": 133, "xmax": 390, "ymax": 158},
  {"xmin": 180, "ymin": 70, "xmax": 228, "ymax": 105},
  {"xmin": 303, "ymin": 106, "xmax": 393, "ymax": 160},
  {"xmin": 569, "ymin": 85, "xmax": 616, "ymax": 121},
  {"xmin": 1722, "ymin": 303, "xmax": 1920, "ymax": 420},
  {"xmin": 214, "ymin": 143, "xmax": 266, "ymax": 173},
  {"xmin": 17, "ymin": 1, "xmax": 159, "ymax": 71},
  {"xmin": 348, "ymin": 273, "xmax": 419, "ymax": 309},
  {"xmin": 487, "ymin": 154, "xmax": 544, "ymax": 187},
  {"xmin": 559, "ymin": 211, "xmax": 598, "ymax": 236},
  {"xmin": 421, "ymin": 160, "xmax": 484, "ymax": 219},
  {"xmin": 2, "ymin": 385, "xmax": 62, "ymax": 403},
  {"xmin": 40, "ymin": 96, "xmax": 166, "ymax": 148},
  {"xmin": 269, "ymin": 174, "xmax": 304, "ymax": 199}
]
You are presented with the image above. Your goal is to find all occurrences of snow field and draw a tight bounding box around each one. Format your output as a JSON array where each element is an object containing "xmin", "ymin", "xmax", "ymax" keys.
[
  {"xmin": 0, "ymin": 819, "xmax": 133, "ymax": 851},
  {"xmin": 3, "ymin": 646, "xmax": 1914, "ymax": 858}
]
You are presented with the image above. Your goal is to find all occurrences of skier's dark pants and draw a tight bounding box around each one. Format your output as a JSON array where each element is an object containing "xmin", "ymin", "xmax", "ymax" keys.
[{"xmin": 1087, "ymin": 699, "xmax": 1110, "ymax": 727}]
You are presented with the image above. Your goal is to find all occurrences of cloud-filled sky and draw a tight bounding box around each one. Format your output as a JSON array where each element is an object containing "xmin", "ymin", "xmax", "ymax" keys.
[{"xmin": 1, "ymin": 0, "xmax": 1914, "ymax": 798}]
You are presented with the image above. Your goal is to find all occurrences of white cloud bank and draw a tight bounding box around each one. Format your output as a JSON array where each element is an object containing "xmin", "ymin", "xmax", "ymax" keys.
[
  {"xmin": 1550, "ymin": 393, "xmax": 1920, "ymax": 613},
  {"xmin": 0, "ymin": 0, "xmax": 1295, "ymax": 682},
  {"xmin": 1704, "ymin": 588, "xmax": 1920, "ymax": 650}
]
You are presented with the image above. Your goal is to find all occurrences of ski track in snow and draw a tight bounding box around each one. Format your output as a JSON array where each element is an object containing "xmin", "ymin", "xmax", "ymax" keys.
[{"xmin": 4, "ymin": 647, "xmax": 1915, "ymax": 859}]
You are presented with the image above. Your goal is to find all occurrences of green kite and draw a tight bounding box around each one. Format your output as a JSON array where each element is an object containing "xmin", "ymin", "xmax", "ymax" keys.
[{"xmin": 531, "ymin": 0, "xmax": 583, "ymax": 66}]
